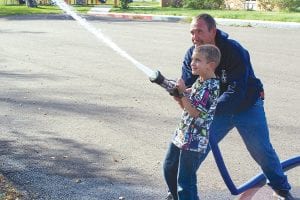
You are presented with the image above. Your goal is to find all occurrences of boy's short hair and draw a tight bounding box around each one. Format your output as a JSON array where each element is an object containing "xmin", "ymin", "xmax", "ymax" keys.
[{"xmin": 194, "ymin": 44, "xmax": 221, "ymax": 67}]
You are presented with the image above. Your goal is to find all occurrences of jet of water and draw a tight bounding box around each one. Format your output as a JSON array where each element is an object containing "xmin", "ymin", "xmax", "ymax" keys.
[{"xmin": 53, "ymin": 0, "xmax": 155, "ymax": 78}]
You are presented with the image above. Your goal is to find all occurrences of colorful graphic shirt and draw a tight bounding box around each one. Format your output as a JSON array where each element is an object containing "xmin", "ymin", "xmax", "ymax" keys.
[{"xmin": 172, "ymin": 78, "xmax": 220, "ymax": 153}]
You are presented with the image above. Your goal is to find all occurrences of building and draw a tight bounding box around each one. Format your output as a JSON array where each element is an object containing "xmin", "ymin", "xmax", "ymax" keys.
[{"xmin": 225, "ymin": 0, "xmax": 258, "ymax": 10}]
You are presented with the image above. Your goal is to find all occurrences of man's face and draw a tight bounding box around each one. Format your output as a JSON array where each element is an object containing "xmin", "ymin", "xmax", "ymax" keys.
[{"xmin": 190, "ymin": 19, "xmax": 216, "ymax": 47}]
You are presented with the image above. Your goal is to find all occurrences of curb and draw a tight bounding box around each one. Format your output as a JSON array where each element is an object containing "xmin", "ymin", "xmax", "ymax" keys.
[
  {"xmin": 87, "ymin": 11, "xmax": 186, "ymax": 22},
  {"xmin": 215, "ymin": 18, "xmax": 300, "ymax": 29}
]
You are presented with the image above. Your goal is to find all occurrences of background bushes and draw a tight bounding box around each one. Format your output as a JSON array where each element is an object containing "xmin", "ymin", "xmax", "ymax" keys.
[
  {"xmin": 183, "ymin": 0, "xmax": 224, "ymax": 9},
  {"xmin": 259, "ymin": 0, "xmax": 300, "ymax": 11}
]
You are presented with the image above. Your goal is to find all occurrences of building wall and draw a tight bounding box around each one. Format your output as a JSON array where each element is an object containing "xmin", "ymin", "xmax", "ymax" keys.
[
  {"xmin": 225, "ymin": 0, "xmax": 258, "ymax": 10},
  {"xmin": 225, "ymin": 0, "xmax": 244, "ymax": 9}
]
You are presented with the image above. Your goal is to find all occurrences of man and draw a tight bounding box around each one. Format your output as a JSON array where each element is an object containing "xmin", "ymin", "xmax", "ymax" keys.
[{"xmin": 164, "ymin": 13, "xmax": 293, "ymax": 200}]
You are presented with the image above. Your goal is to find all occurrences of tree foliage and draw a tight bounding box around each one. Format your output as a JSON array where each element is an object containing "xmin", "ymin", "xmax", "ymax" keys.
[
  {"xmin": 26, "ymin": 0, "xmax": 37, "ymax": 7},
  {"xmin": 183, "ymin": 0, "xmax": 224, "ymax": 9},
  {"xmin": 276, "ymin": 0, "xmax": 300, "ymax": 11},
  {"xmin": 120, "ymin": 0, "xmax": 130, "ymax": 9},
  {"xmin": 258, "ymin": 0, "xmax": 300, "ymax": 11}
]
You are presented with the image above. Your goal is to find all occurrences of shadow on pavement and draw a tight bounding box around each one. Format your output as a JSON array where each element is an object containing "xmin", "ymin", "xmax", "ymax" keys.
[{"xmin": 0, "ymin": 131, "xmax": 159, "ymax": 199}]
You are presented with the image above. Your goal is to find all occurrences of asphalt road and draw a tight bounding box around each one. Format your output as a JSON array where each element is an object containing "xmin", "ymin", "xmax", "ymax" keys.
[{"xmin": 0, "ymin": 16, "xmax": 299, "ymax": 200}]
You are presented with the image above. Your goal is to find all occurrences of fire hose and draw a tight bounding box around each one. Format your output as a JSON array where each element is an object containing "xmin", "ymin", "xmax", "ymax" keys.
[{"xmin": 209, "ymin": 132, "xmax": 300, "ymax": 195}]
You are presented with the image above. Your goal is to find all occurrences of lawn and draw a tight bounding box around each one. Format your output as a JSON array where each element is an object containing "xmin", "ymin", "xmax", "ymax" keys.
[
  {"xmin": 0, "ymin": 5, "xmax": 62, "ymax": 15},
  {"xmin": 0, "ymin": 0, "xmax": 299, "ymax": 23},
  {"xmin": 0, "ymin": 5, "xmax": 96, "ymax": 15},
  {"xmin": 111, "ymin": 2, "xmax": 300, "ymax": 22}
]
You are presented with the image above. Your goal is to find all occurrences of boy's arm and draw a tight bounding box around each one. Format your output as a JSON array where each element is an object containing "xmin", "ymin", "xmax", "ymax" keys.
[
  {"xmin": 173, "ymin": 88, "xmax": 192, "ymax": 110},
  {"xmin": 176, "ymin": 79, "xmax": 200, "ymax": 117},
  {"xmin": 179, "ymin": 96, "xmax": 200, "ymax": 118},
  {"xmin": 173, "ymin": 96, "xmax": 184, "ymax": 109}
]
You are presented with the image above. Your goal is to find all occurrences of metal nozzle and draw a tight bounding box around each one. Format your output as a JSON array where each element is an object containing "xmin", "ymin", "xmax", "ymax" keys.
[
  {"xmin": 149, "ymin": 70, "xmax": 165, "ymax": 85},
  {"xmin": 149, "ymin": 70, "xmax": 180, "ymax": 97}
]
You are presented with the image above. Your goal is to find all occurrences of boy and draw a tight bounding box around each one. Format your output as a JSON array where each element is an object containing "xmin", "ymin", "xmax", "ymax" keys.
[{"xmin": 163, "ymin": 44, "xmax": 221, "ymax": 200}]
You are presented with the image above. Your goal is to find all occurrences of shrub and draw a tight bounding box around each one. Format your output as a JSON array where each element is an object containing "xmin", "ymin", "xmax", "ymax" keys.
[
  {"xmin": 120, "ymin": 0, "xmax": 129, "ymax": 9},
  {"xmin": 172, "ymin": 0, "xmax": 183, "ymax": 7},
  {"xmin": 275, "ymin": 0, "xmax": 300, "ymax": 11},
  {"xmin": 258, "ymin": 0, "xmax": 300, "ymax": 11},
  {"xmin": 258, "ymin": 0, "xmax": 276, "ymax": 11},
  {"xmin": 183, "ymin": 0, "xmax": 224, "ymax": 9}
]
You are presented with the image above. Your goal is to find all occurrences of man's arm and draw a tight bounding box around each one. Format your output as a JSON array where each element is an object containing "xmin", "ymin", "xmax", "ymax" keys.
[{"xmin": 215, "ymin": 42, "xmax": 251, "ymax": 114}]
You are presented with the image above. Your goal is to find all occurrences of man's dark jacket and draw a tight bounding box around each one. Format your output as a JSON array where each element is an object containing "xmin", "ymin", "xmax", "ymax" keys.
[{"xmin": 181, "ymin": 29, "xmax": 264, "ymax": 115}]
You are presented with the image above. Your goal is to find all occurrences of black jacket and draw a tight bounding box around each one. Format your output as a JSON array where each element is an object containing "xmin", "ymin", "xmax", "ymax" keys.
[{"xmin": 181, "ymin": 29, "xmax": 264, "ymax": 115}]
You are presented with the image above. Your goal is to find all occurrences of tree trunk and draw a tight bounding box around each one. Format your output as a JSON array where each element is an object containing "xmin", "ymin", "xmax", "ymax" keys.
[
  {"xmin": 161, "ymin": 0, "xmax": 172, "ymax": 7},
  {"xmin": 18, "ymin": 0, "xmax": 26, "ymax": 5},
  {"xmin": 26, "ymin": 0, "xmax": 37, "ymax": 7},
  {"xmin": 76, "ymin": 0, "xmax": 85, "ymax": 5}
]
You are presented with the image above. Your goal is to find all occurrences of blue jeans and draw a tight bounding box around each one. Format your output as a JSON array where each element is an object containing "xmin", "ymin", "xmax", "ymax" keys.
[
  {"xmin": 208, "ymin": 99, "xmax": 290, "ymax": 191},
  {"xmin": 163, "ymin": 143, "xmax": 202, "ymax": 200},
  {"xmin": 163, "ymin": 99, "xmax": 290, "ymax": 199}
]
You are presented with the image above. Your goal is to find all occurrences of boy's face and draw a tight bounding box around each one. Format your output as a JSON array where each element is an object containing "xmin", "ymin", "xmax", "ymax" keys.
[{"xmin": 191, "ymin": 52, "xmax": 211, "ymax": 76}]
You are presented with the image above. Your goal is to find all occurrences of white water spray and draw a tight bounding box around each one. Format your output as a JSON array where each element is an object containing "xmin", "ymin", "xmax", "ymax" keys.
[{"xmin": 53, "ymin": 0, "xmax": 155, "ymax": 78}]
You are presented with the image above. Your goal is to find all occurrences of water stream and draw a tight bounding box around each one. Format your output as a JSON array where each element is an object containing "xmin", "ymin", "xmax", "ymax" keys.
[{"xmin": 53, "ymin": 0, "xmax": 155, "ymax": 78}]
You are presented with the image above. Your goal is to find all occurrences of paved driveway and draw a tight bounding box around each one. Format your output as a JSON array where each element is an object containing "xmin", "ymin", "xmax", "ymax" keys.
[{"xmin": 0, "ymin": 16, "xmax": 299, "ymax": 199}]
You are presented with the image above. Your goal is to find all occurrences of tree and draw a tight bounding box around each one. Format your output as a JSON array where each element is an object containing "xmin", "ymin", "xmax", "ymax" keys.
[
  {"xmin": 26, "ymin": 0, "xmax": 37, "ymax": 7},
  {"xmin": 183, "ymin": 0, "xmax": 224, "ymax": 9},
  {"xmin": 18, "ymin": 0, "xmax": 26, "ymax": 5}
]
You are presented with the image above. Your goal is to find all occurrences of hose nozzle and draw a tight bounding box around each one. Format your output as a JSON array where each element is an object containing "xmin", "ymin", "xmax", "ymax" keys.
[{"xmin": 149, "ymin": 70, "xmax": 180, "ymax": 97}]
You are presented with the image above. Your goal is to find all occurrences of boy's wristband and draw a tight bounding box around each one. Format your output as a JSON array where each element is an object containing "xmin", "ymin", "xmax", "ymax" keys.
[
  {"xmin": 171, "ymin": 88, "xmax": 189, "ymax": 98},
  {"xmin": 178, "ymin": 91, "xmax": 189, "ymax": 98}
]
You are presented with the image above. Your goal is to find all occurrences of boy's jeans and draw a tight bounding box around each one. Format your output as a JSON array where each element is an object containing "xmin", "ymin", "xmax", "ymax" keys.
[
  {"xmin": 163, "ymin": 143, "xmax": 202, "ymax": 200},
  {"xmin": 163, "ymin": 99, "xmax": 290, "ymax": 200}
]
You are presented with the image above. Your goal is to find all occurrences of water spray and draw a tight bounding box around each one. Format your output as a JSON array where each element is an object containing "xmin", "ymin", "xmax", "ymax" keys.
[
  {"xmin": 53, "ymin": 0, "xmax": 179, "ymax": 97},
  {"xmin": 53, "ymin": 0, "xmax": 154, "ymax": 78},
  {"xmin": 52, "ymin": 1, "xmax": 300, "ymax": 196}
]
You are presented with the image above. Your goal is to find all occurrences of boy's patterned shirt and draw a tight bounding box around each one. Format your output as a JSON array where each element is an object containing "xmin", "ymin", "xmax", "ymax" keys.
[{"xmin": 172, "ymin": 78, "xmax": 220, "ymax": 153}]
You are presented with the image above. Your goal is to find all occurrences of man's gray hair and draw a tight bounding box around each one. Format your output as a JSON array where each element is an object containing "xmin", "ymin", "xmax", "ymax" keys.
[{"xmin": 193, "ymin": 13, "xmax": 216, "ymax": 31}]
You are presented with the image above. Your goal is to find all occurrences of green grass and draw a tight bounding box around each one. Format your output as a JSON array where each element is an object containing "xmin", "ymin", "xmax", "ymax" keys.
[
  {"xmin": 0, "ymin": 5, "xmax": 62, "ymax": 15},
  {"xmin": 72, "ymin": 5, "xmax": 95, "ymax": 12},
  {"xmin": 0, "ymin": 2, "xmax": 299, "ymax": 23},
  {"xmin": 129, "ymin": 1, "xmax": 160, "ymax": 7},
  {"xmin": 111, "ymin": 6, "xmax": 300, "ymax": 22},
  {"xmin": 0, "ymin": 5, "xmax": 97, "ymax": 15}
]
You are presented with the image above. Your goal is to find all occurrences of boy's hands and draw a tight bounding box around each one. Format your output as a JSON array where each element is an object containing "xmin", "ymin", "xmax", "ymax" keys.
[
  {"xmin": 173, "ymin": 79, "xmax": 192, "ymax": 110},
  {"xmin": 176, "ymin": 78, "xmax": 186, "ymax": 94}
]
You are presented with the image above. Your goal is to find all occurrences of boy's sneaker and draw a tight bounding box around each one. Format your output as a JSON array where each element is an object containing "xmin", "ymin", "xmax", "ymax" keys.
[
  {"xmin": 165, "ymin": 192, "xmax": 173, "ymax": 200},
  {"xmin": 273, "ymin": 190, "xmax": 295, "ymax": 200}
]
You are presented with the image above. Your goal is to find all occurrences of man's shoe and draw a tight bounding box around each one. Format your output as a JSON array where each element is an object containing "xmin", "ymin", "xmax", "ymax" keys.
[
  {"xmin": 273, "ymin": 190, "xmax": 295, "ymax": 200},
  {"xmin": 166, "ymin": 192, "xmax": 173, "ymax": 200}
]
